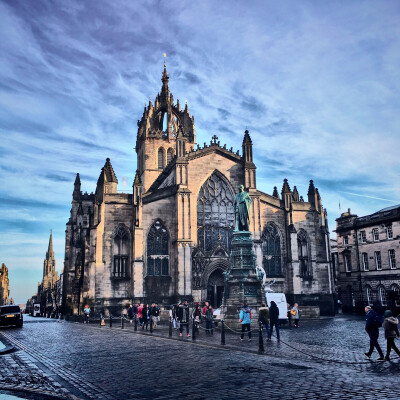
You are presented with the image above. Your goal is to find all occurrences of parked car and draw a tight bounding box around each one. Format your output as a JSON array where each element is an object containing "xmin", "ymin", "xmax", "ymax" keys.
[{"xmin": 0, "ymin": 305, "xmax": 23, "ymax": 328}]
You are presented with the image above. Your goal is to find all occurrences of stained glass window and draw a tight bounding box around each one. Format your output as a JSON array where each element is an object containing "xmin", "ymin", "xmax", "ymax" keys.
[
  {"xmin": 158, "ymin": 148, "xmax": 164, "ymax": 170},
  {"xmin": 262, "ymin": 223, "xmax": 282, "ymax": 276},
  {"xmin": 147, "ymin": 220, "xmax": 169, "ymax": 276},
  {"xmin": 197, "ymin": 173, "xmax": 234, "ymax": 252}
]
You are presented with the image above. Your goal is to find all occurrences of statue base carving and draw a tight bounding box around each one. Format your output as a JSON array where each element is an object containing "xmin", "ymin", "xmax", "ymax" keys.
[{"xmin": 222, "ymin": 231, "xmax": 264, "ymax": 331}]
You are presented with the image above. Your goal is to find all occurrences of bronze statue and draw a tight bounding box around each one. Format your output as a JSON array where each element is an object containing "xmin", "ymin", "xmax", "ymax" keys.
[{"xmin": 233, "ymin": 185, "xmax": 252, "ymax": 231}]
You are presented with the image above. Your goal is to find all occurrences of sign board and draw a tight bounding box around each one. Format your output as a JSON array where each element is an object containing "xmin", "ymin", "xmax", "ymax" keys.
[
  {"xmin": 33, "ymin": 304, "xmax": 41, "ymax": 317},
  {"xmin": 265, "ymin": 292, "xmax": 288, "ymax": 320}
]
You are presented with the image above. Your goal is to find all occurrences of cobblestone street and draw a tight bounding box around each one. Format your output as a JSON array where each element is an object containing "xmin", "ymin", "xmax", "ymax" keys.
[{"xmin": 1, "ymin": 314, "xmax": 400, "ymax": 399}]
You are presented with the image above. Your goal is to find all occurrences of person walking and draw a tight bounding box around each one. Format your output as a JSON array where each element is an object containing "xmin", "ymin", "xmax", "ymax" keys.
[
  {"xmin": 291, "ymin": 303, "xmax": 300, "ymax": 327},
  {"xmin": 364, "ymin": 306, "xmax": 385, "ymax": 361},
  {"xmin": 142, "ymin": 304, "xmax": 150, "ymax": 331},
  {"xmin": 177, "ymin": 300, "xmax": 190, "ymax": 337},
  {"xmin": 383, "ymin": 310, "xmax": 400, "ymax": 361},
  {"xmin": 169, "ymin": 305, "xmax": 177, "ymax": 329},
  {"xmin": 268, "ymin": 301, "xmax": 280, "ymax": 341},
  {"xmin": 83, "ymin": 304, "xmax": 90, "ymax": 324},
  {"xmin": 192, "ymin": 302, "xmax": 202, "ymax": 335},
  {"xmin": 239, "ymin": 302, "xmax": 252, "ymax": 341},
  {"xmin": 202, "ymin": 301, "xmax": 209, "ymax": 318},
  {"xmin": 137, "ymin": 304, "xmax": 143, "ymax": 327},
  {"xmin": 128, "ymin": 304, "xmax": 135, "ymax": 324},
  {"xmin": 258, "ymin": 303, "xmax": 270, "ymax": 339},
  {"xmin": 205, "ymin": 305, "xmax": 214, "ymax": 335}
]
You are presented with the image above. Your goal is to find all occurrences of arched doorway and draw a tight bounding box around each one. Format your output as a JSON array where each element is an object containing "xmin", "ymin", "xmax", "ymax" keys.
[{"xmin": 207, "ymin": 269, "xmax": 224, "ymax": 308}]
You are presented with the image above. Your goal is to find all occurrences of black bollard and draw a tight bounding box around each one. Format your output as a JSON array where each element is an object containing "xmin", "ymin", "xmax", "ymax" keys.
[
  {"xmin": 192, "ymin": 319, "xmax": 196, "ymax": 341},
  {"xmin": 121, "ymin": 316, "xmax": 124, "ymax": 329},
  {"xmin": 221, "ymin": 319, "xmax": 226, "ymax": 345},
  {"xmin": 258, "ymin": 321, "xmax": 264, "ymax": 354},
  {"xmin": 134, "ymin": 315, "xmax": 138, "ymax": 332},
  {"xmin": 110, "ymin": 314, "xmax": 113, "ymax": 328},
  {"xmin": 150, "ymin": 318, "xmax": 153, "ymax": 333},
  {"xmin": 169, "ymin": 317, "xmax": 172, "ymax": 337},
  {"xmin": 99, "ymin": 314, "xmax": 102, "ymax": 326}
]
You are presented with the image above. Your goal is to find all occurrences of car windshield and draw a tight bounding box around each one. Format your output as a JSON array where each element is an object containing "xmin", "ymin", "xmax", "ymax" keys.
[{"xmin": 0, "ymin": 306, "xmax": 21, "ymax": 314}]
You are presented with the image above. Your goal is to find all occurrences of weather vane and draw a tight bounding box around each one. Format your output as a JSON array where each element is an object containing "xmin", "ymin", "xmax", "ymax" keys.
[{"xmin": 163, "ymin": 53, "xmax": 167, "ymax": 66}]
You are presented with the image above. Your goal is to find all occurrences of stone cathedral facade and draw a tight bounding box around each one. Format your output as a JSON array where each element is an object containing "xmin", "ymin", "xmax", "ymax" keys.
[{"xmin": 62, "ymin": 65, "xmax": 335, "ymax": 316}]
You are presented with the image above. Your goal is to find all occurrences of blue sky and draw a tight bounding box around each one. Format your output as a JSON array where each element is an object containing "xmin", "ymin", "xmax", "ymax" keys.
[{"xmin": 1, "ymin": 1, "xmax": 399, "ymax": 304}]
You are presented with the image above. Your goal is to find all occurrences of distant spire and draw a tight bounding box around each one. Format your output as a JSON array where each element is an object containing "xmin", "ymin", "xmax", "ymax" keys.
[
  {"xmin": 73, "ymin": 173, "xmax": 81, "ymax": 201},
  {"xmin": 46, "ymin": 231, "xmax": 54, "ymax": 259},
  {"xmin": 307, "ymin": 180, "xmax": 316, "ymax": 196}
]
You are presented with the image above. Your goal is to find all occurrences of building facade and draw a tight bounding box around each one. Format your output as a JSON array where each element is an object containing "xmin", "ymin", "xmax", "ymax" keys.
[
  {"xmin": 62, "ymin": 65, "xmax": 334, "ymax": 316},
  {"xmin": 0, "ymin": 263, "xmax": 9, "ymax": 306},
  {"xmin": 335, "ymin": 206, "xmax": 400, "ymax": 313}
]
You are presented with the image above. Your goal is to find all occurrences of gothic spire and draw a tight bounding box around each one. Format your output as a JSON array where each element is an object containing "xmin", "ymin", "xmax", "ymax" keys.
[
  {"xmin": 293, "ymin": 186, "xmax": 299, "ymax": 201},
  {"xmin": 160, "ymin": 56, "xmax": 169, "ymax": 102},
  {"xmin": 46, "ymin": 231, "xmax": 54, "ymax": 260},
  {"xmin": 73, "ymin": 173, "xmax": 81, "ymax": 201},
  {"xmin": 272, "ymin": 186, "xmax": 280, "ymax": 199},
  {"xmin": 103, "ymin": 158, "xmax": 118, "ymax": 183},
  {"xmin": 281, "ymin": 178, "xmax": 291, "ymax": 196}
]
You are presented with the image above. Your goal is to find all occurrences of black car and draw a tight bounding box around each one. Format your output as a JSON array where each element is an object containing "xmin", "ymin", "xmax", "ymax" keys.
[{"xmin": 0, "ymin": 305, "xmax": 23, "ymax": 328}]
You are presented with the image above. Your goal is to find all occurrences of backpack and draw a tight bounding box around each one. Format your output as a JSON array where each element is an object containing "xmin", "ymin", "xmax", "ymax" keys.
[{"xmin": 373, "ymin": 312, "xmax": 384, "ymax": 328}]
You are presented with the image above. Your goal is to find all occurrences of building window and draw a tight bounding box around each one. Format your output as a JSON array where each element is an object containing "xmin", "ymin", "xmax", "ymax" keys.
[
  {"xmin": 386, "ymin": 225, "xmax": 393, "ymax": 239},
  {"xmin": 372, "ymin": 228, "xmax": 379, "ymax": 242},
  {"xmin": 389, "ymin": 249, "xmax": 396, "ymax": 269},
  {"xmin": 158, "ymin": 148, "xmax": 165, "ymax": 170},
  {"xmin": 360, "ymin": 231, "xmax": 366, "ymax": 243},
  {"xmin": 375, "ymin": 251, "xmax": 382, "ymax": 270},
  {"xmin": 344, "ymin": 253, "xmax": 351, "ymax": 272},
  {"xmin": 298, "ymin": 230, "xmax": 311, "ymax": 278},
  {"xmin": 112, "ymin": 225, "xmax": 129, "ymax": 278},
  {"xmin": 362, "ymin": 253, "xmax": 369, "ymax": 271},
  {"xmin": 197, "ymin": 172, "xmax": 234, "ymax": 252},
  {"xmin": 147, "ymin": 220, "xmax": 169, "ymax": 276},
  {"xmin": 366, "ymin": 286, "xmax": 373, "ymax": 306},
  {"xmin": 379, "ymin": 286, "xmax": 387, "ymax": 306},
  {"xmin": 262, "ymin": 223, "xmax": 282, "ymax": 277},
  {"xmin": 391, "ymin": 285, "xmax": 400, "ymax": 307},
  {"xmin": 343, "ymin": 236, "xmax": 349, "ymax": 245},
  {"xmin": 167, "ymin": 148, "xmax": 174, "ymax": 165}
]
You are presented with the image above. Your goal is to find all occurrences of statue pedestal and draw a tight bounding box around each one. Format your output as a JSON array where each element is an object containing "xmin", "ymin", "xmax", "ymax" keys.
[{"xmin": 222, "ymin": 231, "xmax": 264, "ymax": 331}]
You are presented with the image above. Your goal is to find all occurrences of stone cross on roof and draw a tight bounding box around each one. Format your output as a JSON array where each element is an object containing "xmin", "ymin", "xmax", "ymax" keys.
[{"xmin": 212, "ymin": 135, "xmax": 218, "ymax": 143}]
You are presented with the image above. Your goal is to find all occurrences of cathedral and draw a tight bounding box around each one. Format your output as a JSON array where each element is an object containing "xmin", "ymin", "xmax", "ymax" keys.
[{"xmin": 62, "ymin": 64, "xmax": 335, "ymax": 316}]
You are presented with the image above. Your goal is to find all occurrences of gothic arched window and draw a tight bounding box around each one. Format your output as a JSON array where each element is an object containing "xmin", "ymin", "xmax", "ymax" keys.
[
  {"xmin": 147, "ymin": 220, "xmax": 169, "ymax": 276},
  {"xmin": 112, "ymin": 225, "xmax": 129, "ymax": 278},
  {"xmin": 366, "ymin": 286, "xmax": 373, "ymax": 306},
  {"xmin": 158, "ymin": 148, "xmax": 165, "ymax": 170},
  {"xmin": 297, "ymin": 230, "xmax": 311, "ymax": 278},
  {"xmin": 379, "ymin": 286, "xmax": 387, "ymax": 306},
  {"xmin": 262, "ymin": 223, "xmax": 282, "ymax": 276},
  {"xmin": 391, "ymin": 284, "xmax": 400, "ymax": 307},
  {"xmin": 167, "ymin": 148, "xmax": 174, "ymax": 165},
  {"xmin": 197, "ymin": 172, "xmax": 234, "ymax": 252}
]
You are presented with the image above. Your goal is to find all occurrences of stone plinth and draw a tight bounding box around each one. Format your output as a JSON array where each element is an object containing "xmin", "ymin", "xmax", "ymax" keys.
[{"xmin": 222, "ymin": 231, "xmax": 263, "ymax": 330}]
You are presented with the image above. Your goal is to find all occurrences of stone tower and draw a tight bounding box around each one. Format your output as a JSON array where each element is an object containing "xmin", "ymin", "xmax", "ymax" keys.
[{"xmin": 135, "ymin": 62, "xmax": 196, "ymax": 192}]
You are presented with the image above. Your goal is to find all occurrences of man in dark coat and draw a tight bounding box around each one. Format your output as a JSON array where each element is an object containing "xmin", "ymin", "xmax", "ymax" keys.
[
  {"xmin": 176, "ymin": 300, "xmax": 190, "ymax": 337},
  {"xmin": 364, "ymin": 306, "xmax": 385, "ymax": 361},
  {"xmin": 268, "ymin": 301, "xmax": 280, "ymax": 341}
]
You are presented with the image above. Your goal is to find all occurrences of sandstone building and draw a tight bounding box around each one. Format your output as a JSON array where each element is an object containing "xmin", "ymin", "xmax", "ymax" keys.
[
  {"xmin": 335, "ymin": 206, "xmax": 400, "ymax": 313},
  {"xmin": 62, "ymin": 65, "xmax": 334, "ymax": 316},
  {"xmin": 0, "ymin": 263, "xmax": 9, "ymax": 306}
]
